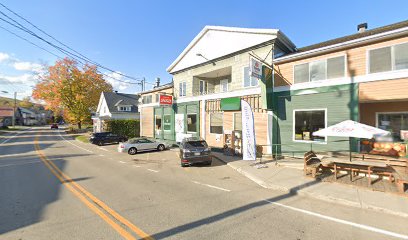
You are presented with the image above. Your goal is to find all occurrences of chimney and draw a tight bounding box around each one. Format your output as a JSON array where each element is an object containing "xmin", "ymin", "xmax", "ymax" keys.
[
  {"xmin": 155, "ymin": 77, "xmax": 160, "ymax": 88},
  {"xmin": 357, "ymin": 23, "xmax": 368, "ymax": 33}
]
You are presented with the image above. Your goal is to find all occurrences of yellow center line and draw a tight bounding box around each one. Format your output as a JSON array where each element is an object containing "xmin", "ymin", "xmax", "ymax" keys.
[{"xmin": 34, "ymin": 134, "xmax": 154, "ymax": 240}]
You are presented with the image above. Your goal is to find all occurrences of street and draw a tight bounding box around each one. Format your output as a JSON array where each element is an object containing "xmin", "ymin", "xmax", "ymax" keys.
[{"xmin": 1, "ymin": 127, "xmax": 408, "ymax": 240}]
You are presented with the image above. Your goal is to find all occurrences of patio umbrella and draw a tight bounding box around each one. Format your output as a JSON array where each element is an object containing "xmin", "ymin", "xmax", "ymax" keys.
[{"xmin": 313, "ymin": 120, "xmax": 390, "ymax": 161}]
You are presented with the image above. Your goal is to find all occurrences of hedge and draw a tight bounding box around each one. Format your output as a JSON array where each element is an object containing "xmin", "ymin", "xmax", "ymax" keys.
[{"xmin": 105, "ymin": 119, "xmax": 140, "ymax": 138}]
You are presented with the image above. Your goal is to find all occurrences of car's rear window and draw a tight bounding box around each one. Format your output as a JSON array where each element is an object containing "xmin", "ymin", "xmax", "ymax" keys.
[{"xmin": 185, "ymin": 141, "xmax": 208, "ymax": 148}]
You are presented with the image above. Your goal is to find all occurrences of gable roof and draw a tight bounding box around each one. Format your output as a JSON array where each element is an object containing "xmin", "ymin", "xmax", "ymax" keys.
[
  {"xmin": 103, "ymin": 92, "xmax": 139, "ymax": 113},
  {"xmin": 275, "ymin": 20, "xmax": 408, "ymax": 62},
  {"xmin": 167, "ymin": 26, "xmax": 296, "ymax": 74}
]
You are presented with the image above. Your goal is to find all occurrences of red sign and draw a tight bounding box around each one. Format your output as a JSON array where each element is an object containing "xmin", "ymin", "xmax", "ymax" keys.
[{"xmin": 159, "ymin": 95, "xmax": 173, "ymax": 105}]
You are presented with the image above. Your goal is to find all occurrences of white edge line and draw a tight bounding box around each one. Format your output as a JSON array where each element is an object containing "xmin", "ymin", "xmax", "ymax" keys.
[
  {"xmin": 0, "ymin": 160, "xmax": 42, "ymax": 168},
  {"xmin": 98, "ymin": 147, "xmax": 109, "ymax": 152},
  {"xmin": 264, "ymin": 199, "xmax": 408, "ymax": 240},
  {"xmin": 132, "ymin": 165, "xmax": 142, "ymax": 168},
  {"xmin": 147, "ymin": 168, "xmax": 159, "ymax": 173},
  {"xmin": 58, "ymin": 130, "xmax": 93, "ymax": 153},
  {"xmin": 0, "ymin": 131, "xmax": 26, "ymax": 144},
  {"xmin": 192, "ymin": 181, "xmax": 231, "ymax": 192},
  {"xmin": 119, "ymin": 161, "xmax": 126, "ymax": 163}
]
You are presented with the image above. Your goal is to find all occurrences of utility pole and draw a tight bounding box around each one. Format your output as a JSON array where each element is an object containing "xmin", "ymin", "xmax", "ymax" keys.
[{"xmin": 13, "ymin": 92, "xmax": 16, "ymax": 127}]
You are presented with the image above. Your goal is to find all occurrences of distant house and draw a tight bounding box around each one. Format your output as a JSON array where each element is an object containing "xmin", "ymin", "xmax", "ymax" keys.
[
  {"xmin": 93, "ymin": 91, "xmax": 140, "ymax": 132},
  {"xmin": 16, "ymin": 107, "xmax": 37, "ymax": 126},
  {"xmin": 0, "ymin": 107, "xmax": 14, "ymax": 127}
]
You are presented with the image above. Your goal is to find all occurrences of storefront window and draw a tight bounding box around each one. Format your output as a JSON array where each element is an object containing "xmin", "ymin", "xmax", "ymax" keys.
[
  {"xmin": 377, "ymin": 112, "xmax": 408, "ymax": 141},
  {"xmin": 155, "ymin": 115, "xmax": 162, "ymax": 137},
  {"xmin": 294, "ymin": 110, "xmax": 326, "ymax": 142},
  {"xmin": 210, "ymin": 113, "xmax": 223, "ymax": 134},
  {"xmin": 234, "ymin": 113, "xmax": 242, "ymax": 131},
  {"xmin": 187, "ymin": 114, "xmax": 197, "ymax": 132},
  {"xmin": 163, "ymin": 114, "xmax": 171, "ymax": 131}
]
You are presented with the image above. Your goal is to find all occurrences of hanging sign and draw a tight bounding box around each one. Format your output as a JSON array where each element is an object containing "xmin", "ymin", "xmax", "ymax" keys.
[
  {"xmin": 159, "ymin": 95, "xmax": 173, "ymax": 105},
  {"xmin": 250, "ymin": 57, "xmax": 262, "ymax": 79},
  {"xmin": 241, "ymin": 100, "xmax": 256, "ymax": 160}
]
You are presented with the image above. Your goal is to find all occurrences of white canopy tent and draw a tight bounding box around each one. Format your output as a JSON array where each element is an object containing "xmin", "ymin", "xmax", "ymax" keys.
[{"xmin": 313, "ymin": 120, "xmax": 390, "ymax": 161}]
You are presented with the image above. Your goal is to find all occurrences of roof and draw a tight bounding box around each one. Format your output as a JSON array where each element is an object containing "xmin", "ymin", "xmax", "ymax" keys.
[
  {"xmin": 167, "ymin": 25, "xmax": 296, "ymax": 73},
  {"xmin": 139, "ymin": 82, "xmax": 173, "ymax": 95},
  {"xmin": 103, "ymin": 92, "xmax": 139, "ymax": 113},
  {"xmin": 18, "ymin": 107, "xmax": 35, "ymax": 115},
  {"xmin": 276, "ymin": 20, "xmax": 408, "ymax": 62}
]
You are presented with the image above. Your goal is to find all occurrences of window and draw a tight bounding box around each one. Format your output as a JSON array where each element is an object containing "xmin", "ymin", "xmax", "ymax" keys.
[
  {"xmin": 155, "ymin": 115, "xmax": 162, "ymax": 131},
  {"xmin": 220, "ymin": 79, "xmax": 228, "ymax": 92},
  {"xmin": 210, "ymin": 113, "xmax": 223, "ymax": 134},
  {"xmin": 369, "ymin": 42, "xmax": 408, "ymax": 73},
  {"xmin": 119, "ymin": 106, "xmax": 131, "ymax": 111},
  {"xmin": 155, "ymin": 94, "xmax": 159, "ymax": 102},
  {"xmin": 294, "ymin": 56, "xmax": 346, "ymax": 84},
  {"xmin": 142, "ymin": 95, "xmax": 152, "ymax": 104},
  {"xmin": 179, "ymin": 82, "xmax": 186, "ymax": 97},
  {"xmin": 187, "ymin": 114, "xmax": 197, "ymax": 132},
  {"xmin": 243, "ymin": 67, "xmax": 258, "ymax": 87},
  {"xmin": 163, "ymin": 114, "xmax": 171, "ymax": 131},
  {"xmin": 294, "ymin": 110, "xmax": 326, "ymax": 142},
  {"xmin": 377, "ymin": 112, "xmax": 408, "ymax": 141},
  {"xmin": 199, "ymin": 80, "xmax": 207, "ymax": 95},
  {"xmin": 234, "ymin": 113, "xmax": 242, "ymax": 131}
]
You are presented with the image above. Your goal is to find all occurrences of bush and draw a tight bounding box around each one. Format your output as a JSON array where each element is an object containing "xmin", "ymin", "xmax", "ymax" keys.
[{"xmin": 105, "ymin": 119, "xmax": 140, "ymax": 138}]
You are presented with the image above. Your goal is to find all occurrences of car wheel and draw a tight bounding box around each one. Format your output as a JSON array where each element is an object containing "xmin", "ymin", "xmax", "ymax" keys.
[
  {"xmin": 157, "ymin": 144, "xmax": 165, "ymax": 151},
  {"xmin": 128, "ymin": 147, "xmax": 137, "ymax": 155},
  {"xmin": 97, "ymin": 141, "xmax": 103, "ymax": 146}
]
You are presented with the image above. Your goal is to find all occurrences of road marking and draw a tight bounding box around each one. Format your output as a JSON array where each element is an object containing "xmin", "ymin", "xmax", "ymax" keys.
[
  {"xmin": 57, "ymin": 130, "xmax": 93, "ymax": 153},
  {"xmin": 99, "ymin": 154, "xmax": 105, "ymax": 157},
  {"xmin": 0, "ymin": 131, "xmax": 26, "ymax": 144},
  {"xmin": 263, "ymin": 199, "xmax": 408, "ymax": 240},
  {"xmin": 119, "ymin": 161, "xmax": 126, "ymax": 164},
  {"xmin": 0, "ymin": 160, "xmax": 42, "ymax": 168},
  {"xmin": 147, "ymin": 169, "xmax": 159, "ymax": 173},
  {"xmin": 34, "ymin": 134, "xmax": 153, "ymax": 240},
  {"xmin": 98, "ymin": 147, "xmax": 109, "ymax": 152},
  {"xmin": 192, "ymin": 181, "xmax": 231, "ymax": 192},
  {"xmin": 133, "ymin": 165, "xmax": 141, "ymax": 168}
]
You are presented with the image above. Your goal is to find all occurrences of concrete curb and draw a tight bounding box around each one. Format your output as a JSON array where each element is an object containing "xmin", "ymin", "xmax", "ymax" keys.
[{"xmin": 213, "ymin": 155, "xmax": 408, "ymax": 218}]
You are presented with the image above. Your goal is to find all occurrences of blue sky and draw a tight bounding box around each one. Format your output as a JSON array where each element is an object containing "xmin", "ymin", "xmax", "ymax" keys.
[{"xmin": 0, "ymin": 0, "xmax": 407, "ymax": 99}]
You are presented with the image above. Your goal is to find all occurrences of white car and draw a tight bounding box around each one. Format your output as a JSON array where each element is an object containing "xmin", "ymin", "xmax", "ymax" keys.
[{"xmin": 118, "ymin": 137, "xmax": 170, "ymax": 155}]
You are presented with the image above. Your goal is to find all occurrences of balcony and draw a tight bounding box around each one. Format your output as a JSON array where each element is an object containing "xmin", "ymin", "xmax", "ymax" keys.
[{"xmin": 192, "ymin": 66, "xmax": 231, "ymax": 97}]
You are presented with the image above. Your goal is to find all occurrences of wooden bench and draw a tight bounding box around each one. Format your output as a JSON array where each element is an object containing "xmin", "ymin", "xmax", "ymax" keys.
[{"xmin": 304, "ymin": 151, "xmax": 321, "ymax": 178}]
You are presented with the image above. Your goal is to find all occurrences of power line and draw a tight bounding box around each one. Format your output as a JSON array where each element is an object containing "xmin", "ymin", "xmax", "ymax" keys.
[{"xmin": 0, "ymin": 3, "xmax": 152, "ymax": 84}]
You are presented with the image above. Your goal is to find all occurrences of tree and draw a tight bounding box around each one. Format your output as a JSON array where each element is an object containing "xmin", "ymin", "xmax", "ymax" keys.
[
  {"xmin": 19, "ymin": 97, "xmax": 34, "ymax": 108},
  {"xmin": 32, "ymin": 58, "xmax": 112, "ymax": 129}
]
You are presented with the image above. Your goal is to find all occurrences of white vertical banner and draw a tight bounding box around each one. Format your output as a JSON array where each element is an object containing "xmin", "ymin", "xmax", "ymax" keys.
[
  {"xmin": 175, "ymin": 114, "xmax": 185, "ymax": 142},
  {"xmin": 241, "ymin": 100, "xmax": 256, "ymax": 160}
]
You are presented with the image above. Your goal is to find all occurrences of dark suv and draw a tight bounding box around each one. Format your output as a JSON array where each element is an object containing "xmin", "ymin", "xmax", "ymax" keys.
[
  {"xmin": 89, "ymin": 132, "xmax": 127, "ymax": 146},
  {"xmin": 179, "ymin": 137, "xmax": 212, "ymax": 167}
]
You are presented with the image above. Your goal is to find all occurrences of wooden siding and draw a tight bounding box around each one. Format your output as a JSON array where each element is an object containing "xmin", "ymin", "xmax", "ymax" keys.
[
  {"xmin": 359, "ymin": 78, "xmax": 408, "ymax": 102},
  {"xmin": 141, "ymin": 107, "xmax": 154, "ymax": 137},
  {"xmin": 360, "ymin": 101, "xmax": 408, "ymax": 127},
  {"xmin": 274, "ymin": 36, "xmax": 408, "ymax": 86},
  {"xmin": 274, "ymin": 87, "xmax": 357, "ymax": 156},
  {"xmin": 206, "ymin": 94, "xmax": 266, "ymax": 113}
]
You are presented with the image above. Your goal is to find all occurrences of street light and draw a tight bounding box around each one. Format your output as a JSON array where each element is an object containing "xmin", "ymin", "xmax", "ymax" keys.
[{"xmin": 0, "ymin": 90, "xmax": 17, "ymax": 127}]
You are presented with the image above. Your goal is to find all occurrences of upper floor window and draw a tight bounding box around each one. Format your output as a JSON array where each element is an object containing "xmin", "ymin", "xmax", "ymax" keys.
[
  {"xmin": 199, "ymin": 80, "xmax": 207, "ymax": 95},
  {"xmin": 118, "ymin": 106, "xmax": 131, "ymax": 111},
  {"xmin": 220, "ymin": 79, "xmax": 228, "ymax": 92},
  {"xmin": 179, "ymin": 81, "xmax": 186, "ymax": 97},
  {"xmin": 294, "ymin": 56, "xmax": 346, "ymax": 84},
  {"xmin": 243, "ymin": 67, "xmax": 258, "ymax": 87},
  {"xmin": 369, "ymin": 42, "xmax": 408, "ymax": 74},
  {"xmin": 142, "ymin": 95, "xmax": 152, "ymax": 104}
]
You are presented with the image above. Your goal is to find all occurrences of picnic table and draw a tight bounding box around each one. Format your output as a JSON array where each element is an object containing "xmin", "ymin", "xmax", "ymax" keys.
[{"xmin": 322, "ymin": 158, "xmax": 388, "ymax": 185}]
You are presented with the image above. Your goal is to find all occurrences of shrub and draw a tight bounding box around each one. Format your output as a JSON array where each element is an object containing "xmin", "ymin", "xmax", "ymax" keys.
[{"xmin": 105, "ymin": 119, "xmax": 140, "ymax": 138}]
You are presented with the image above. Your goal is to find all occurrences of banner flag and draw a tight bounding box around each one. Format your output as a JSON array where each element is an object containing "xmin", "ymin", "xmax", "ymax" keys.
[{"xmin": 241, "ymin": 100, "xmax": 256, "ymax": 160}]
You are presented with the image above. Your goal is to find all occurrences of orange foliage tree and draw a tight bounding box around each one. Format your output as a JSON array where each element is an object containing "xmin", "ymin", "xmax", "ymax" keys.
[{"xmin": 32, "ymin": 58, "xmax": 112, "ymax": 129}]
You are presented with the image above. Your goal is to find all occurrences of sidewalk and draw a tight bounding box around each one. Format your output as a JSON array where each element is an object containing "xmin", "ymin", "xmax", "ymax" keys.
[{"xmin": 212, "ymin": 152, "xmax": 408, "ymax": 218}]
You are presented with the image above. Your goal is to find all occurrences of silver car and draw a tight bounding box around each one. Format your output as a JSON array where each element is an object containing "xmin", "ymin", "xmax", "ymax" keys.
[{"xmin": 118, "ymin": 137, "xmax": 170, "ymax": 155}]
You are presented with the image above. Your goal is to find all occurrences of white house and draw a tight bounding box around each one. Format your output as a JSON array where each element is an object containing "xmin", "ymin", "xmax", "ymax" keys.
[{"xmin": 93, "ymin": 91, "xmax": 140, "ymax": 132}]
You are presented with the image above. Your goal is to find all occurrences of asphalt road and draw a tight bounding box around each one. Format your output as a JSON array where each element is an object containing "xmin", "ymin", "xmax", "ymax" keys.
[{"xmin": 1, "ymin": 127, "xmax": 408, "ymax": 240}]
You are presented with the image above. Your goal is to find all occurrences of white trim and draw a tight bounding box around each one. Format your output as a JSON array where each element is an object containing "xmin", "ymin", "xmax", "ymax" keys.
[
  {"xmin": 139, "ymin": 102, "xmax": 160, "ymax": 108},
  {"xmin": 242, "ymin": 66, "xmax": 259, "ymax": 88},
  {"xmin": 274, "ymin": 68, "xmax": 408, "ymax": 93},
  {"xmin": 201, "ymin": 100, "xmax": 206, "ymax": 139},
  {"xmin": 275, "ymin": 27, "xmax": 408, "ymax": 63},
  {"xmin": 220, "ymin": 79, "xmax": 229, "ymax": 92},
  {"xmin": 176, "ymin": 87, "xmax": 261, "ymax": 103},
  {"xmin": 292, "ymin": 108, "xmax": 328, "ymax": 144},
  {"xmin": 367, "ymin": 41, "xmax": 408, "ymax": 74}
]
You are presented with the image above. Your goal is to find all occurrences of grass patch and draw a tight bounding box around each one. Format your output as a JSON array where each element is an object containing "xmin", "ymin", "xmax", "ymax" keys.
[{"xmin": 76, "ymin": 135, "xmax": 90, "ymax": 143}]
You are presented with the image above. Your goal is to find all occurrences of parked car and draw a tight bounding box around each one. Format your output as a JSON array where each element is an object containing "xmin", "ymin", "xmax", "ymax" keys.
[
  {"xmin": 179, "ymin": 137, "xmax": 212, "ymax": 167},
  {"xmin": 90, "ymin": 132, "xmax": 127, "ymax": 146},
  {"xmin": 50, "ymin": 123, "xmax": 58, "ymax": 129},
  {"xmin": 118, "ymin": 137, "xmax": 170, "ymax": 155}
]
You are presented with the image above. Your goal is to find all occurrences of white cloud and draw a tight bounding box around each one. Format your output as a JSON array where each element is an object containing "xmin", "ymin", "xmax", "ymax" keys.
[
  {"xmin": 0, "ymin": 52, "xmax": 10, "ymax": 63},
  {"xmin": 104, "ymin": 71, "xmax": 130, "ymax": 91},
  {"xmin": 0, "ymin": 73, "xmax": 38, "ymax": 86},
  {"xmin": 13, "ymin": 61, "xmax": 44, "ymax": 73}
]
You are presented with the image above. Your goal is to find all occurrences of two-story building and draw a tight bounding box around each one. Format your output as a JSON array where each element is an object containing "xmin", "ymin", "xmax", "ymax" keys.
[
  {"xmin": 167, "ymin": 26, "xmax": 296, "ymax": 153},
  {"xmin": 272, "ymin": 20, "xmax": 408, "ymax": 156}
]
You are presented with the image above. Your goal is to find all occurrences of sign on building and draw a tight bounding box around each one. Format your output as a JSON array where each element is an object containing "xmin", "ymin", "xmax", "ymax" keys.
[
  {"xmin": 250, "ymin": 57, "xmax": 262, "ymax": 79},
  {"xmin": 159, "ymin": 95, "xmax": 173, "ymax": 105}
]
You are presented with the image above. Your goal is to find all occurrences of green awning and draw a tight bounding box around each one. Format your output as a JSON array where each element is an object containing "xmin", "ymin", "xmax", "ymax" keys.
[{"xmin": 220, "ymin": 97, "xmax": 241, "ymax": 111}]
